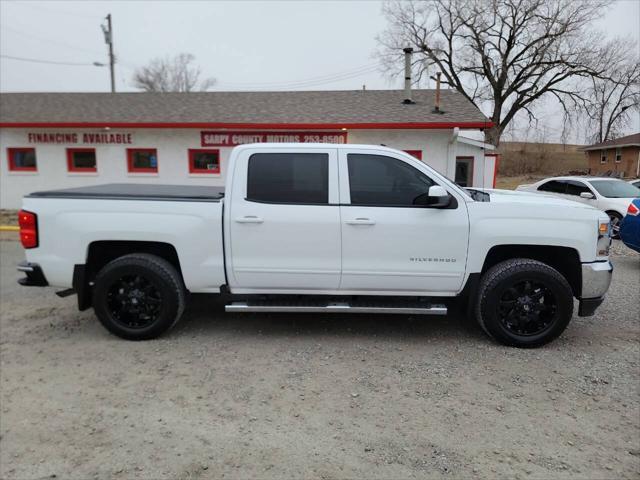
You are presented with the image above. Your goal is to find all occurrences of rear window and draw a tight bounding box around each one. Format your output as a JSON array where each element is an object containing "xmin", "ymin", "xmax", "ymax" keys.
[
  {"xmin": 247, "ymin": 153, "xmax": 329, "ymax": 204},
  {"xmin": 537, "ymin": 180, "xmax": 566, "ymax": 193}
]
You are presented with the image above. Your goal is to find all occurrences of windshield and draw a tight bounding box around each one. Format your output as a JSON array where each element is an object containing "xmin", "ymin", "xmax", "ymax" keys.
[{"xmin": 589, "ymin": 180, "xmax": 640, "ymax": 198}]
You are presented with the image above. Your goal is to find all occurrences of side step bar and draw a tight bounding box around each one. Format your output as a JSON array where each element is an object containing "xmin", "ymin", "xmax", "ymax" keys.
[{"xmin": 225, "ymin": 301, "xmax": 447, "ymax": 315}]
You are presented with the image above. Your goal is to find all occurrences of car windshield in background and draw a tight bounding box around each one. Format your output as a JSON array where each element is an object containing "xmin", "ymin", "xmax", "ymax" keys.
[{"xmin": 590, "ymin": 180, "xmax": 640, "ymax": 198}]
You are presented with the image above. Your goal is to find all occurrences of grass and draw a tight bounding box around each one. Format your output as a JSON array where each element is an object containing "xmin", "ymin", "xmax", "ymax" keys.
[
  {"xmin": 496, "ymin": 141, "xmax": 589, "ymax": 190},
  {"xmin": 1, "ymin": 210, "xmax": 18, "ymax": 226}
]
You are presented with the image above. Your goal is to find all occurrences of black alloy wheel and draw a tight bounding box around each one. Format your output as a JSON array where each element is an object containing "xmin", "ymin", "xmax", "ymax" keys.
[
  {"xmin": 496, "ymin": 279, "xmax": 557, "ymax": 336},
  {"xmin": 93, "ymin": 253, "xmax": 186, "ymax": 340},
  {"xmin": 106, "ymin": 274, "xmax": 163, "ymax": 329},
  {"xmin": 476, "ymin": 258, "xmax": 574, "ymax": 348}
]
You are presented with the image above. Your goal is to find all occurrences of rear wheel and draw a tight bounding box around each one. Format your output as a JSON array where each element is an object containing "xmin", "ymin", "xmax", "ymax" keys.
[
  {"xmin": 92, "ymin": 253, "xmax": 185, "ymax": 340},
  {"xmin": 476, "ymin": 258, "xmax": 574, "ymax": 348}
]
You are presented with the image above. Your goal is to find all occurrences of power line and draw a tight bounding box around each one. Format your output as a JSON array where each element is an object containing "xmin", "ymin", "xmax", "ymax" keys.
[
  {"xmin": 2, "ymin": 0, "xmax": 104, "ymax": 20},
  {"xmin": 0, "ymin": 24, "xmax": 105, "ymax": 56},
  {"xmin": 217, "ymin": 63, "xmax": 380, "ymax": 86},
  {"xmin": 0, "ymin": 54, "xmax": 97, "ymax": 66},
  {"xmin": 216, "ymin": 63, "xmax": 382, "ymax": 89}
]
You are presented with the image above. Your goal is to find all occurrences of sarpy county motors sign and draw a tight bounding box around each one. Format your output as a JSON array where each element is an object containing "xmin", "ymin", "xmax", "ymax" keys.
[{"xmin": 201, "ymin": 131, "xmax": 347, "ymax": 147}]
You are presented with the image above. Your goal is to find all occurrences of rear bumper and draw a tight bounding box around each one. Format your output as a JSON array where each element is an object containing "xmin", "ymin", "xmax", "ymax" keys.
[
  {"xmin": 17, "ymin": 261, "xmax": 49, "ymax": 287},
  {"xmin": 578, "ymin": 260, "xmax": 613, "ymax": 317}
]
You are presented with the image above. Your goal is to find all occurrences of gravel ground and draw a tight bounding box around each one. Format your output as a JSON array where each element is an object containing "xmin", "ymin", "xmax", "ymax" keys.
[{"xmin": 1, "ymin": 238, "xmax": 638, "ymax": 479}]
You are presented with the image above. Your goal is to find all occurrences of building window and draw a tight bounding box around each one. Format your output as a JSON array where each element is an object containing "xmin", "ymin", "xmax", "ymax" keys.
[
  {"xmin": 600, "ymin": 151, "xmax": 607, "ymax": 164},
  {"xmin": 615, "ymin": 148, "xmax": 622, "ymax": 163},
  {"xmin": 189, "ymin": 149, "xmax": 220, "ymax": 174},
  {"xmin": 7, "ymin": 148, "xmax": 37, "ymax": 172},
  {"xmin": 404, "ymin": 150, "xmax": 423, "ymax": 160},
  {"xmin": 67, "ymin": 148, "xmax": 97, "ymax": 172},
  {"xmin": 127, "ymin": 148, "xmax": 158, "ymax": 173}
]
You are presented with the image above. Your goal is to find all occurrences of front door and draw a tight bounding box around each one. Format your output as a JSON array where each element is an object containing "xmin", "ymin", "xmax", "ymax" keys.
[
  {"xmin": 338, "ymin": 149, "xmax": 470, "ymax": 294},
  {"xmin": 228, "ymin": 148, "xmax": 341, "ymax": 291},
  {"xmin": 455, "ymin": 156, "xmax": 474, "ymax": 187}
]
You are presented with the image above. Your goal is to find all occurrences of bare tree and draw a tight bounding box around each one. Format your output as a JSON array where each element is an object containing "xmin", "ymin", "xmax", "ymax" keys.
[
  {"xmin": 133, "ymin": 53, "xmax": 216, "ymax": 92},
  {"xmin": 583, "ymin": 39, "xmax": 640, "ymax": 144},
  {"xmin": 377, "ymin": 0, "xmax": 618, "ymax": 146}
]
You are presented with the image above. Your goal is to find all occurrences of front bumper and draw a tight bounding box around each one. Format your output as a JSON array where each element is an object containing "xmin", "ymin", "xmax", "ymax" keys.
[
  {"xmin": 17, "ymin": 261, "xmax": 49, "ymax": 287},
  {"xmin": 578, "ymin": 260, "xmax": 613, "ymax": 317}
]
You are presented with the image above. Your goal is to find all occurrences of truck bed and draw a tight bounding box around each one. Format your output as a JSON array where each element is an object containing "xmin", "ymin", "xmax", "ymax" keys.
[{"xmin": 26, "ymin": 184, "xmax": 225, "ymax": 202}]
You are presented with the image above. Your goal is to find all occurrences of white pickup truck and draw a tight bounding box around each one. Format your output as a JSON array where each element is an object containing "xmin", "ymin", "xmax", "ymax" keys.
[{"xmin": 17, "ymin": 143, "xmax": 613, "ymax": 347}]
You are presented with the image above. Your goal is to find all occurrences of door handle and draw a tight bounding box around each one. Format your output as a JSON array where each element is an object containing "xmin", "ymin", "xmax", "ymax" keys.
[
  {"xmin": 345, "ymin": 217, "xmax": 376, "ymax": 226},
  {"xmin": 235, "ymin": 216, "xmax": 264, "ymax": 224}
]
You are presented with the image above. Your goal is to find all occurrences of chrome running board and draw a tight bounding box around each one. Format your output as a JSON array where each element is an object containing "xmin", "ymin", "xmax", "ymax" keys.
[{"xmin": 225, "ymin": 301, "xmax": 447, "ymax": 315}]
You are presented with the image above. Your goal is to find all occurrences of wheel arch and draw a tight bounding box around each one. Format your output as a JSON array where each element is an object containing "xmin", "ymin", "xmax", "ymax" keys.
[
  {"xmin": 481, "ymin": 245, "xmax": 582, "ymax": 298},
  {"xmin": 75, "ymin": 241, "xmax": 185, "ymax": 311},
  {"xmin": 605, "ymin": 209, "xmax": 624, "ymax": 218}
]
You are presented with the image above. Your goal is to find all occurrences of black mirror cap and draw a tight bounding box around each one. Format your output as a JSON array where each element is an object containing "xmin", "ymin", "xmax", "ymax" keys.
[
  {"xmin": 413, "ymin": 192, "xmax": 456, "ymax": 208},
  {"xmin": 427, "ymin": 195, "xmax": 452, "ymax": 208}
]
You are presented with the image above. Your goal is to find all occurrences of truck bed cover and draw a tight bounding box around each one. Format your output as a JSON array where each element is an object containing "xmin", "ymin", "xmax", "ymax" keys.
[{"xmin": 26, "ymin": 184, "xmax": 225, "ymax": 202}]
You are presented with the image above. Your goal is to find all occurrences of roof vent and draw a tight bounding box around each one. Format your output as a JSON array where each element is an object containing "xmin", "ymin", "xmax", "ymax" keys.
[
  {"xmin": 431, "ymin": 72, "xmax": 445, "ymax": 114},
  {"xmin": 402, "ymin": 47, "xmax": 415, "ymax": 105}
]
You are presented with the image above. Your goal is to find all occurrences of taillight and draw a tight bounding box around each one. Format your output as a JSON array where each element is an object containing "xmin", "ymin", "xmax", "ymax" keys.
[
  {"xmin": 18, "ymin": 210, "xmax": 38, "ymax": 248},
  {"xmin": 627, "ymin": 202, "xmax": 639, "ymax": 216}
]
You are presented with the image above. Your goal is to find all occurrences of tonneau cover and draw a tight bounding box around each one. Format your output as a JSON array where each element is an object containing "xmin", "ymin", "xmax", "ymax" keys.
[{"xmin": 26, "ymin": 183, "xmax": 225, "ymax": 202}]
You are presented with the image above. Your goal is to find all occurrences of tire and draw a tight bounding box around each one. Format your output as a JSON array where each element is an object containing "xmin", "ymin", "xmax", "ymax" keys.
[
  {"xmin": 606, "ymin": 211, "xmax": 623, "ymax": 239},
  {"xmin": 92, "ymin": 253, "xmax": 186, "ymax": 340},
  {"xmin": 476, "ymin": 258, "xmax": 574, "ymax": 348}
]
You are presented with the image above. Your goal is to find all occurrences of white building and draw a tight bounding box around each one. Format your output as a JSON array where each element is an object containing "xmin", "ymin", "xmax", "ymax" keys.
[{"xmin": 0, "ymin": 90, "xmax": 497, "ymax": 209}]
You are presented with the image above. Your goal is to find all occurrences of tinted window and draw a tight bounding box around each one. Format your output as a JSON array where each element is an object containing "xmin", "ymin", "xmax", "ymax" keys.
[
  {"xmin": 347, "ymin": 154, "xmax": 434, "ymax": 206},
  {"xmin": 565, "ymin": 180, "xmax": 592, "ymax": 196},
  {"xmin": 247, "ymin": 153, "xmax": 329, "ymax": 204},
  {"xmin": 538, "ymin": 180, "xmax": 566, "ymax": 194}
]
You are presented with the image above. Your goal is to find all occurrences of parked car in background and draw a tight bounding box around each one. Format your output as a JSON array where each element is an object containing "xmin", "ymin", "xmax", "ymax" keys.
[
  {"xmin": 516, "ymin": 176, "xmax": 640, "ymax": 238},
  {"xmin": 620, "ymin": 200, "xmax": 640, "ymax": 253},
  {"xmin": 629, "ymin": 179, "xmax": 640, "ymax": 189}
]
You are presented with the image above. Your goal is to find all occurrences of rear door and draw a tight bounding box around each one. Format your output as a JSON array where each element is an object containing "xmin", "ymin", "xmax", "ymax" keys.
[
  {"xmin": 227, "ymin": 147, "xmax": 341, "ymax": 291},
  {"xmin": 338, "ymin": 149, "xmax": 470, "ymax": 294}
]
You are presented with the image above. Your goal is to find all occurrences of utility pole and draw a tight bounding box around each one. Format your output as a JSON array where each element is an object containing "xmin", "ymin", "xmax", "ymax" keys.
[{"xmin": 101, "ymin": 14, "xmax": 115, "ymax": 92}]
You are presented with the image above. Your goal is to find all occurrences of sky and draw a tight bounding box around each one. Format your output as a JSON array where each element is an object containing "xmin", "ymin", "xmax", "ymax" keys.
[{"xmin": 0, "ymin": 0, "xmax": 638, "ymax": 142}]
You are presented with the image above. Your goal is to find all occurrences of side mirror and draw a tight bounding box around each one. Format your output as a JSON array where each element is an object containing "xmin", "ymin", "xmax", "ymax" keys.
[
  {"xmin": 580, "ymin": 192, "xmax": 595, "ymax": 199},
  {"xmin": 414, "ymin": 185, "xmax": 451, "ymax": 208}
]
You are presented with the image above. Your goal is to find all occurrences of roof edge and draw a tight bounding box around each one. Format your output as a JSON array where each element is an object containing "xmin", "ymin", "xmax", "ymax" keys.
[
  {"xmin": 581, "ymin": 143, "xmax": 640, "ymax": 151},
  {"xmin": 0, "ymin": 121, "xmax": 493, "ymax": 130}
]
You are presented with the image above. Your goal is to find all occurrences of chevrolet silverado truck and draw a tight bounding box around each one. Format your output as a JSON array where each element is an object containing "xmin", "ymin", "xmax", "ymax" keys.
[{"xmin": 17, "ymin": 143, "xmax": 613, "ymax": 347}]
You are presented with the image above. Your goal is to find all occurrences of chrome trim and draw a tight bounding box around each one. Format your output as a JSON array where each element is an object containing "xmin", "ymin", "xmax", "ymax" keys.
[
  {"xmin": 225, "ymin": 302, "xmax": 447, "ymax": 315},
  {"xmin": 17, "ymin": 265, "xmax": 34, "ymax": 273},
  {"xmin": 581, "ymin": 261, "xmax": 613, "ymax": 299}
]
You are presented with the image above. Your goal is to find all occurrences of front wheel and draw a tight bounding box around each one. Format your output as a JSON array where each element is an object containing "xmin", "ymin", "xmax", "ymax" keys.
[
  {"xmin": 606, "ymin": 211, "xmax": 623, "ymax": 239},
  {"xmin": 92, "ymin": 253, "xmax": 186, "ymax": 340},
  {"xmin": 476, "ymin": 258, "xmax": 574, "ymax": 348}
]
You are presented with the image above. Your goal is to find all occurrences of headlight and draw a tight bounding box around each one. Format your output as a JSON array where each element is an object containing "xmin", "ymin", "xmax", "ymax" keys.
[{"xmin": 597, "ymin": 220, "xmax": 611, "ymax": 257}]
